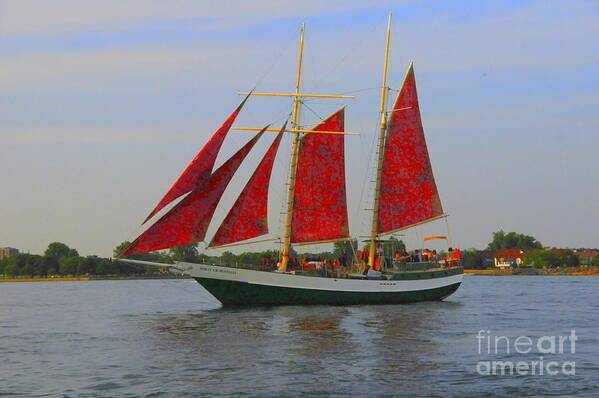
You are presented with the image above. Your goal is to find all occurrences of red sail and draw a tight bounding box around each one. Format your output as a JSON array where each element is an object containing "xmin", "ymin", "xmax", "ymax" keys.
[
  {"xmin": 142, "ymin": 95, "xmax": 249, "ymax": 224},
  {"xmin": 378, "ymin": 63, "xmax": 443, "ymax": 234},
  {"xmin": 291, "ymin": 108, "xmax": 349, "ymax": 244},
  {"xmin": 122, "ymin": 131, "xmax": 264, "ymax": 255},
  {"xmin": 209, "ymin": 126, "xmax": 285, "ymax": 247}
]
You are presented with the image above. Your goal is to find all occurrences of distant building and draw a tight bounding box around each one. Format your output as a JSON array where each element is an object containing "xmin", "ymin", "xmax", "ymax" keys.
[
  {"xmin": 0, "ymin": 247, "xmax": 19, "ymax": 259},
  {"xmin": 574, "ymin": 250, "xmax": 598, "ymax": 265},
  {"xmin": 494, "ymin": 249, "xmax": 524, "ymax": 268}
]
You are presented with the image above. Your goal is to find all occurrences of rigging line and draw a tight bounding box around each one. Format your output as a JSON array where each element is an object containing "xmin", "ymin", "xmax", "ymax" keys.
[
  {"xmin": 276, "ymin": 131, "xmax": 293, "ymax": 244},
  {"xmin": 301, "ymin": 101, "xmax": 324, "ymax": 121},
  {"xmin": 269, "ymin": 114, "xmax": 291, "ymax": 196},
  {"xmin": 355, "ymin": 117, "xmax": 381, "ymax": 235},
  {"xmin": 339, "ymin": 86, "xmax": 381, "ymax": 95},
  {"xmin": 309, "ymin": 18, "xmax": 385, "ymax": 92},
  {"xmin": 445, "ymin": 216, "xmax": 453, "ymax": 249},
  {"xmin": 252, "ymin": 30, "xmax": 297, "ymax": 89}
]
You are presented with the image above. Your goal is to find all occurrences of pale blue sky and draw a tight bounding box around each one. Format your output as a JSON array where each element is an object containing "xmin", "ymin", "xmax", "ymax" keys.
[{"xmin": 1, "ymin": 1, "xmax": 598, "ymax": 257}]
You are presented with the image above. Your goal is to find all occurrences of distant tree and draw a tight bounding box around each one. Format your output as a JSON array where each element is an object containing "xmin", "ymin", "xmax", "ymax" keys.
[
  {"xmin": 14, "ymin": 253, "xmax": 28, "ymax": 270},
  {"xmin": 20, "ymin": 263, "xmax": 33, "ymax": 276},
  {"xmin": 220, "ymin": 251, "xmax": 236, "ymax": 266},
  {"xmin": 169, "ymin": 243, "xmax": 199, "ymax": 262},
  {"xmin": 79, "ymin": 256, "xmax": 99, "ymax": 275},
  {"xmin": 94, "ymin": 258, "xmax": 112, "ymax": 275},
  {"xmin": 524, "ymin": 250, "xmax": 563, "ymax": 268},
  {"xmin": 113, "ymin": 241, "xmax": 173, "ymax": 264},
  {"xmin": 59, "ymin": 256, "xmax": 80, "ymax": 275},
  {"xmin": 487, "ymin": 230, "xmax": 542, "ymax": 252},
  {"xmin": 113, "ymin": 241, "xmax": 131, "ymax": 257},
  {"xmin": 387, "ymin": 236, "xmax": 406, "ymax": 252},
  {"xmin": 4, "ymin": 262, "xmax": 19, "ymax": 276},
  {"xmin": 45, "ymin": 242, "xmax": 78, "ymax": 258},
  {"xmin": 42, "ymin": 256, "xmax": 59, "ymax": 276},
  {"xmin": 238, "ymin": 251, "xmax": 276, "ymax": 266},
  {"xmin": 30, "ymin": 256, "xmax": 44, "ymax": 276},
  {"xmin": 333, "ymin": 239, "xmax": 357, "ymax": 261},
  {"xmin": 563, "ymin": 250, "xmax": 580, "ymax": 267},
  {"xmin": 461, "ymin": 249, "xmax": 491, "ymax": 269},
  {"xmin": 593, "ymin": 255, "xmax": 599, "ymax": 267}
]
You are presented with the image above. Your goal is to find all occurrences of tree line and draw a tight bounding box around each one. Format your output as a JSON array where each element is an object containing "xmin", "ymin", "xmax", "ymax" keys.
[
  {"xmin": 0, "ymin": 239, "xmax": 357, "ymax": 277},
  {"xmin": 3, "ymin": 232, "xmax": 596, "ymax": 276},
  {"xmin": 0, "ymin": 242, "xmax": 166, "ymax": 277},
  {"xmin": 460, "ymin": 230, "xmax": 599, "ymax": 269}
]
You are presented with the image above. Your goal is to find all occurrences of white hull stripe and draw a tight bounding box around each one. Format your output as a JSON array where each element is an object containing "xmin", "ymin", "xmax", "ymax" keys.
[{"xmin": 177, "ymin": 262, "xmax": 463, "ymax": 293}]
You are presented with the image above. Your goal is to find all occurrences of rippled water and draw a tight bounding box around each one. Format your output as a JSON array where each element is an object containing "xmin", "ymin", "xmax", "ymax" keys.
[{"xmin": 1, "ymin": 276, "xmax": 598, "ymax": 397}]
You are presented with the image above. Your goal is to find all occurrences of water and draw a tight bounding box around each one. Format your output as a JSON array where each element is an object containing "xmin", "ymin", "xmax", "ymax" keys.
[{"xmin": 1, "ymin": 276, "xmax": 598, "ymax": 397}]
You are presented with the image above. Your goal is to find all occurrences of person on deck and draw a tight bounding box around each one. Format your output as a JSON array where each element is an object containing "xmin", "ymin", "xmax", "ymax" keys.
[
  {"xmin": 446, "ymin": 248, "xmax": 454, "ymax": 268},
  {"xmin": 333, "ymin": 258, "xmax": 340, "ymax": 269},
  {"xmin": 301, "ymin": 257, "xmax": 309, "ymax": 271},
  {"xmin": 395, "ymin": 248, "xmax": 409, "ymax": 262},
  {"xmin": 359, "ymin": 249, "xmax": 367, "ymax": 263},
  {"xmin": 423, "ymin": 249, "xmax": 431, "ymax": 262},
  {"xmin": 412, "ymin": 249, "xmax": 422, "ymax": 263},
  {"xmin": 453, "ymin": 248, "xmax": 461, "ymax": 266},
  {"xmin": 322, "ymin": 258, "xmax": 329, "ymax": 277},
  {"xmin": 340, "ymin": 255, "xmax": 348, "ymax": 268},
  {"xmin": 332, "ymin": 259, "xmax": 340, "ymax": 276}
]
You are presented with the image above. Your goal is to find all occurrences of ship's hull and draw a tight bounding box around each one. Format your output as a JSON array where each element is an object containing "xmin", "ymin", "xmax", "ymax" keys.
[{"xmin": 175, "ymin": 262, "xmax": 463, "ymax": 306}]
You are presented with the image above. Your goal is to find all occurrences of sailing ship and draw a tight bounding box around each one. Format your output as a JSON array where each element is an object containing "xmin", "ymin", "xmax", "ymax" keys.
[{"xmin": 118, "ymin": 14, "xmax": 464, "ymax": 306}]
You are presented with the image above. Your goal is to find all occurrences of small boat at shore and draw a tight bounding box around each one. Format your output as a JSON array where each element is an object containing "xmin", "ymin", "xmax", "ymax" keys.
[{"xmin": 118, "ymin": 13, "xmax": 463, "ymax": 306}]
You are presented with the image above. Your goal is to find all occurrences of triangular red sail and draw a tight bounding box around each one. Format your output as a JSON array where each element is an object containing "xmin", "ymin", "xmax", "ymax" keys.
[
  {"xmin": 378, "ymin": 63, "xmax": 443, "ymax": 234},
  {"xmin": 291, "ymin": 108, "xmax": 349, "ymax": 244},
  {"xmin": 122, "ymin": 130, "xmax": 264, "ymax": 256},
  {"xmin": 142, "ymin": 95, "xmax": 250, "ymax": 224},
  {"xmin": 209, "ymin": 125, "xmax": 285, "ymax": 248}
]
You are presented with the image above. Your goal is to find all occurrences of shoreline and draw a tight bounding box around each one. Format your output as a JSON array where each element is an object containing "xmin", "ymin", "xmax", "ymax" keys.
[
  {"xmin": 3, "ymin": 268, "xmax": 599, "ymax": 282},
  {"xmin": 465, "ymin": 267, "xmax": 599, "ymax": 276},
  {"xmin": 0, "ymin": 275, "xmax": 191, "ymax": 283}
]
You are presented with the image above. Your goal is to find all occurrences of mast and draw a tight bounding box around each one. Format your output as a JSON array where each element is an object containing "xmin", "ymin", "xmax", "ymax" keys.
[
  {"xmin": 230, "ymin": 24, "xmax": 351, "ymax": 269},
  {"xmin": 368, "ymin": 12, "xmax": 392, "ymax": 268},
  {"xmin": 280, "ymin": 24, "xmax": 305, "ymax": 272}
]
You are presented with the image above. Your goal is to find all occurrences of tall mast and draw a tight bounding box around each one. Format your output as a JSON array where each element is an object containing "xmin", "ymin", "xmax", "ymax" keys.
[
  {"xmin": 280, "ymin": 24, "xmax": 305, "ymax": 272},
  {"xmin": 231, "ymin": 24, "xmax": 352, "ymax": 269},
  {"xmin": 368, "ymin": 12, "xmax": 392, "ymax": 268}
]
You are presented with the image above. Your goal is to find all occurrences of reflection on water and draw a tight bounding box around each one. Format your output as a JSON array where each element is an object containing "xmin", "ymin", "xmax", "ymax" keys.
[
  {"xmin": 135, "ymin": 300, "xmax": 467, "ymax": 396},
  {"xmin": 1, "ymin": 278, "xmax": 598, "ymax": 397}
]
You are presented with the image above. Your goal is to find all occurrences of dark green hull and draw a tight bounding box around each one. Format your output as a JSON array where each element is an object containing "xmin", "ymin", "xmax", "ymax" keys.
[{"xmin": 194, "ymin": 277, "xmax": 462, "ymax": 306}]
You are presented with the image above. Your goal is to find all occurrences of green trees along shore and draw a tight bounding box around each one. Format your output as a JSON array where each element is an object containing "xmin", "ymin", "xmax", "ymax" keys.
[
  {"xmin": 1, "ymin": 231, "xmax": 597, "ymax": 277},
  {"xmin": 0, "ymin": 242, "xmax": 169, "ymax": 278},
  {"xmin": 461, "ymin": 230, "xmax": 598, "ymax": 269},
  {"xmin": 1, "ymin": 239, "xmax": 365, "ymax": 278}
]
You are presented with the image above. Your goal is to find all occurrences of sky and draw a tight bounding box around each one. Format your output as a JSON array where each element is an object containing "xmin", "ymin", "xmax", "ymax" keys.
[{"xmin": 1, "ymin": 0, "xmax": 598, "ymax": 257}]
